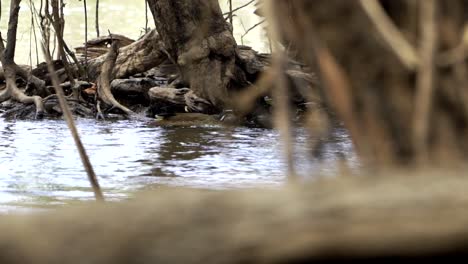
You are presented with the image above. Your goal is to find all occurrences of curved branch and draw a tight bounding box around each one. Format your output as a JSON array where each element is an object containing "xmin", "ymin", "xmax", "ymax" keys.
[
  {"xmin": 358, "ymin": 0, "xmax": 420, "ymax": 70},
  {"xmin": 97, "ymin": 41, "xmax": 134, "ymax": 115}
]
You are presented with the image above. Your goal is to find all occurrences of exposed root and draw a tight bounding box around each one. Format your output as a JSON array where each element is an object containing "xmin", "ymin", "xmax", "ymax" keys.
[
  {"xmin": 97, "ymin": 41, "xmax": 134, "ymax": 116},
  {"xmin": 0, "ymin": 1, "xmax": 45, "ymax": 119}
]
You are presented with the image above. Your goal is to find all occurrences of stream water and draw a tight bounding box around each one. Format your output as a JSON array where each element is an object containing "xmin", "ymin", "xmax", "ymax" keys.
[
  {"xmin": 1, "ymin": 1, "xmax": 355, "ymax": 211},
  {"xmin": 0, "ymin": 118, "xmax": 355, "ymax": 212}
]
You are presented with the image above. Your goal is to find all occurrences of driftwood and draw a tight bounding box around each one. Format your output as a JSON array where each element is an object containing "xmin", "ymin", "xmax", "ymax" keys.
[
  {"xmin": 75, "ymin": 33, "xmax": 135, "ymax": 60},
  {"xmin": 149, "ymin": 87, "xmax": 215, "ymax": 114},
  {"xmin": 0, "ymin": 171, "xmax": 467, "ymax": 263},
  {"xmin": 111, "ymin": 77, "xmax": 166, "ymax": 97},
  {"xmin": 87, "ymin": 30, "xmax": 167, "ymax": 81}
]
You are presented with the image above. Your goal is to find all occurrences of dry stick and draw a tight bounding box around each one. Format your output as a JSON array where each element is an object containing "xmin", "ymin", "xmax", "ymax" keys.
[
  {"xmin": 359, "ymin": 0, "xmax": 420, "ymax": 71},
  {"xmin": 41, "ymin": 46, "xmax": 105, "ymax": 201},
  {"xmin": 228, "ymin": 0, "xmax": 233, "ymax": 32},
  {"xmin": 51, "ymin": 0, "xmax": 63, "ymax": 60},
  {"xmin": 50, "ymin": 0, "xmax": 80, "ymax": 99},
  {"xmin": 29, "ymin": 0, "xmax": 40, "ymax": 66},
  {"xmin": 145, "ymin": 0, "xmax": 149, "ymax": 33},
  {"xmin": 412, "ymin": 0, "xmax": 437, "ymax": 162},
  {"xmin": 263, "ymin": 1, "xmax": 297, "ymax": 181},
  {"xmin": 95, "ymin": 0, "xmax": 100, "ymax": 37},
  {"xmin": 83, "ymin": 0, "xmax": 89, "ymax": 80},
  {"xmin": 241, "ymin": 19, "xmax": 265, "ymax": 43},
  {"xmin": 223, "ymin": 0, "xmax": 255, "ymax": 17}
]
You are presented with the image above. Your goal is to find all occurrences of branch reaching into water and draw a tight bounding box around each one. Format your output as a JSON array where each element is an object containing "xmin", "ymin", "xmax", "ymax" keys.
[{"xmin": 40, "ymin": 14, "xmax": 104, "ymax": 201}]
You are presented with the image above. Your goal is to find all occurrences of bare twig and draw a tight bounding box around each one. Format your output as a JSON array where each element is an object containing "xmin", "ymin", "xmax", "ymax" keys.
[
  {"xmin": 95, "ymin": 0, "xmax": 100, "ymax": 37},
  {"xmin": 83, "ymin": 0, "xmax": 89, "ymax": 79},
  {"xmin": 228, "ymin": 0, "xmax": 233, "ymax": 32},
  {"xmin": 359, "ymin": 0, "xmax": 420, "ymax": 70},
  {"xmin": 241, "ymin": 19, "xmax": 265, "ymax": 43},
  {"xmin": 223, "ymin": 0, "xmax": 255, "ymax": 17},
  {"xmin": 50, "ymin": 0, "xmax": 81, "ymax": 99},
  {"xmin": 145, "ymin": 0, "xmax": 149, "ymax": 33}
]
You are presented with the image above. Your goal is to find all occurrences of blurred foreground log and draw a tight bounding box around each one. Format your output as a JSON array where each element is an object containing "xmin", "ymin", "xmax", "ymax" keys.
[{"xmin": 1, "ymin": 171, "xmax": 468, "ymax": 263}]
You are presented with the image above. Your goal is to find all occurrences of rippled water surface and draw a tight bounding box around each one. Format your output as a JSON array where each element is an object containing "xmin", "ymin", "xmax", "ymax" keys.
[{"xmin": 0, "ymin": 118, "xmax": 355, "ymax": 211}]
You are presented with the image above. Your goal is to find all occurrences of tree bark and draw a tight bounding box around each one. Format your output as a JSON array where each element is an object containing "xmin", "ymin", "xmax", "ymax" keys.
[
  {"xmin": 87, "ymin": 29, "xmax": 166, "ymax": 81},
  {"xmin": 147, "ymin": 0, "xmax": 238, "ymax": 110}
]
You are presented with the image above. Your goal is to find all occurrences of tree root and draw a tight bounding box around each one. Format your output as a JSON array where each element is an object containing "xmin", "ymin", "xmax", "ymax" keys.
[
  {"xmin": 97, "ymin": 41, "xmax": 134, "ymax": 116},
  {"xmin": 87, "ymin": 29, "xmax": 166, "ymax": 80},
  {"xmin": 0, "ymin": 1, "xmax": 45, "ymax": 119}
]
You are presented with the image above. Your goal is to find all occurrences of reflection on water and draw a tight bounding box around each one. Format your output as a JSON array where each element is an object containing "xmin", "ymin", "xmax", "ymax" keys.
[
  {"xmin": 0, "ymin": 118, "xmax": 355, "ymax": 211},
  {"xmin": 0, "ymin": 0, "xmax": 268, "ymax": 65}
]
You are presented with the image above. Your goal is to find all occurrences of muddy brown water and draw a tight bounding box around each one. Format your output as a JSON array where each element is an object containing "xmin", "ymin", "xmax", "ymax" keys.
[{"xmin": 0, "ymin": 117, "xmax": 355, "ymax": 211}]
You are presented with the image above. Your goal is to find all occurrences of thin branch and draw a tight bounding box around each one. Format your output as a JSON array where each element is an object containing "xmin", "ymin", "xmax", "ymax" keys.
[
  {"xmin": 223, "ymin": 0, "xmax": 255, "ymax": 17},
  {"xmin": 241, "ymin": 19, "xmax": 265, "ymax": 42},
  {"xmin": 95, "ymin": 0, "xmax": 100, "ymax": 37},
  {"xmin": 412, "ymin": 0, "xmax": 438, "ymax": 161},
  {"xmin": 359, "ymin": 0, "xmax": 420, "ymax": 70},
  {"xmin": 228, "ymin": 0, "xmax": 233, "ymax": 32},
  {"xmin": 145, "ymin": 0, "xmax": 149, "ymax": 33},
  {"xmin": 84, "ymin": 0, "xmax": 89, "ymax": 79},
  {"xmin": 41, "ymin": 40, "xmax": 105, "ymax": 202}
]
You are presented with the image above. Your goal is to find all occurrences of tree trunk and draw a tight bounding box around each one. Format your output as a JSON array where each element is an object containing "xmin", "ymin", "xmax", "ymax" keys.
[{"xmin": 147, "ymin": 0, "xmax": 238, "ymax": 110}]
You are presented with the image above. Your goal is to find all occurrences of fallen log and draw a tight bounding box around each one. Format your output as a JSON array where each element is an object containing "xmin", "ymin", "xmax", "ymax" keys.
[
  {"xmin": 148, "ymin": 87, "xmax": 216, "ymax": 114},
  {"xmin": 0, "ymin": 170, "xmax": 468, "ymax": 263},
  {"xmin": 111, "ymin": 77, "xmax": 167, "ymax": 97},
  {"xmin": 87, "ymin": 30, "xmax": 167, "ymax": 81}
]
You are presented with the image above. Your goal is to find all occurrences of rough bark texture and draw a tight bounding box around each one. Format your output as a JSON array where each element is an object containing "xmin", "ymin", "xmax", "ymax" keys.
[
  {"xmin": 147, "ymin": 0, "xmax": 238, "ymax": 109},
  {"xmin": 87, "ymin": 30, "xmax": 166, "ymax": 81},
  {"xmin": 149, "ymin": 87, "xmax": 214, "ymax": 113},
  {"xmin": 0, "ymin": 171, "xmax": 468, "ymax": 263}
]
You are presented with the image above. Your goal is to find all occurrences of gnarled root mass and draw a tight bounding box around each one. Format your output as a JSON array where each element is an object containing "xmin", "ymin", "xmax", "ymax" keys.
[
  {"xmin": 0, "ymin": 0, "xmax": 45, "ymax": 119},
  {"xmin": 1, "ymin": 27, "xmax": 318, "ymax": 125}
]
